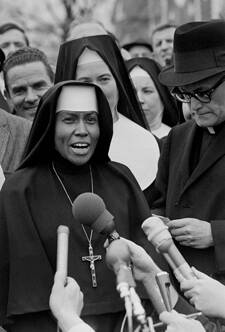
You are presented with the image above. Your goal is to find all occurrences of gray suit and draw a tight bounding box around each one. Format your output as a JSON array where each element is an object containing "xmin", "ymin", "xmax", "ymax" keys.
[{"xmin": 0, "ymin": 109, "xmax": 31, "ymax": 173}]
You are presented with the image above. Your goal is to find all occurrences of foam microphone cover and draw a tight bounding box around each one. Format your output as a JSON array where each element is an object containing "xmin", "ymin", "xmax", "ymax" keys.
[
  {"xmin": 72, "ymin": 192, "xmax": 115, "ymax": 235},
  {"xmin": 57, "ymin": 225, "xmax": 69, "ymax": 280}
]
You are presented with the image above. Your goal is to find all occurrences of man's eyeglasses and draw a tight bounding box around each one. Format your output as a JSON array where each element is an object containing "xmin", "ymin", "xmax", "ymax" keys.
[{"xmin": 171, "ymin": 76, "xmax": 225, "ymax": 103}]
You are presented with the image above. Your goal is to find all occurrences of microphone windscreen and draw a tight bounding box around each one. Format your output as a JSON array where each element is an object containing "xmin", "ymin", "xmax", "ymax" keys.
[
  {"xmin": 142, "ymin": 217, "xmax": 171, "ymax": 249},
  {"xmin": 72, "ymin": 192, "xmax": 104, "ymax": 226},
  {"xmin": 72, "ymin": 192, "xmax": 115, "ymax": 234},
  {"xmin": 57, "ymin": 225, "xmax": 70, "ymax": 235},
  {"xmin": 56, "ymin": 225, "xmax": 69, "ymax": 279}
]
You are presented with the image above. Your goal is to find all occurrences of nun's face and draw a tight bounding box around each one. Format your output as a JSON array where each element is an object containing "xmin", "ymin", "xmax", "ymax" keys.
[
  {"xmin": 76, "ymin": 61, "xmax": 119, "ymax": 120},
  {"xmin": 131, "ymin": 74, "xmax": 164, "ymax": 125},
  {"xmin": 54, "ymin": 111, "xmax": 100, "ymax": 166}
]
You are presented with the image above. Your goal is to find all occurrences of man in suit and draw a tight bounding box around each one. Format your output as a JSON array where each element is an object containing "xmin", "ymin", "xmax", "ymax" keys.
[
  {"xmin": 0, "ymin": 108, "xmax": 31, "ymax": 174},
  {"xmin": 151, "ymin": 23, "xmax": 176, "ymax": 67},
  {"xmin": 0, "ymin": 22, "xmax": 29, "ymax": 57},
  {"xmin": 0, "ymin": 22, "xmax": 30, "ymax": 113},
  {"xmin": 153, "ymin": 20, "xmax": 225, "ymax": 284},
  {"xmin": 0, "ymin": 46, "xmax": 31, "ymax": 175},
  {"xmin": 3, "ymin": 47, "xmax": 54, "ymax": 121}
]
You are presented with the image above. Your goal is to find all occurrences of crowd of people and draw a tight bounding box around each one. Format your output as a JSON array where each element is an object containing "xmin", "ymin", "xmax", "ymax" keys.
[{"xmin": 0, "ymin": 14, "xmax": 225, "ymax": 332}]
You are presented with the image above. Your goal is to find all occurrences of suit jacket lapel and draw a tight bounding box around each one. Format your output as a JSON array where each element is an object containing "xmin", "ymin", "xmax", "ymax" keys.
[
  {"xmin": 180, "ymin": 124, "xmax": 225, "ymax": 196},
  {"xmin": 176, "ymin": 122, "xmax": 197, "ymax": 191},
  {"xmin": 0, "ymin": 111, "xmax": 10, "ymax": 165}
]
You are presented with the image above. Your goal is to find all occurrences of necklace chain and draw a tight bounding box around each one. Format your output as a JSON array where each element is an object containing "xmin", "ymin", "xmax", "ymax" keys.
[{"xmin": 52, "ymin": 161, "xmax": 93, "ymax": 244}]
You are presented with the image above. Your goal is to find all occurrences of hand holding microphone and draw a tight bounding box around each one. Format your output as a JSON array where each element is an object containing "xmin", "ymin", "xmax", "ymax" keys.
[
  {"xmin": 51, "ymin": 225, "xmax": 95, "ymax": 332},
  {"xmin": 159, "ymin": 310, "xmax": 205, "ymax": 332},
  {"xmin": 72, "ymin": 193, "xmax": 135, "ymax": 330},
  {"xmin": 106, "ymin": 237, "xmax": 178, "ymax": 314},
  {"xmin": 105, "ymin": 238, "xmax": 136, "ymax": 287},
  {"xmin": 72, "ymin": 194, "xmax": 178, "ymax": 326},
  {"xmin": 123, "ymin": 238, "xmax": 178, "ymax": 314},
  {"xmin": 142, "ymin": 217, "xmax": 196, "ymax": 283},
  {"xmin": 72, "ymin": 193, "xmax": 150, "ymax": 330},
  {"xmin": 106, "ymin": 239, "xmax": 136, "ymax": 331},
  {"xmin": 49, "ymin": 271, "xmax": 85, "ymax": 332},
  {"xmin": 106, "ymin": 239, "xmax": 152, "ymax": 330},
  {"xmin": 120, "ymin": 238, "xmax": 161, "ymax": 283},
  {"xmin": 181, "ymin": 267, "xmax": 225, "ymax": 318}
]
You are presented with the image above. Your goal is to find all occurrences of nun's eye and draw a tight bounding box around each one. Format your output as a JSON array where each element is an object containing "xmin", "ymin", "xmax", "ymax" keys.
[
  {"xmin": 86, "ymin": 115, "xmax": 98, "ymax": 124},
  {"xmin": 143, "ymin": 88, "xmax": 154, "ymax": 94},
  {"xmin": 62, "ymin": 117, "xmax": 75, "ymax": 124},
  {"xmin": 98, "ymin": 75, "xmax": 111, "ymax": 83},
  {"xmin": 77, "ymin": 77, "xmax": 92, "ymax": 84}
]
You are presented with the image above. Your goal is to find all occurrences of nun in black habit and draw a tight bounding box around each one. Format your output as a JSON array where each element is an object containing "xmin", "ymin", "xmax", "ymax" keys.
[
  {"xmin": 0, "ymin": 81, "xmax": 160, "ymax": 332},
  {"xmin": 55, "ymin": 34, "xmax": 160, "ymax": 203},
  {"xmin": 126, "ymin": 57, "xmax": 181, "ymax": 137},
  {"xmin": 55, "ymin": 34, "xmax": 148, "ymax": 129}
]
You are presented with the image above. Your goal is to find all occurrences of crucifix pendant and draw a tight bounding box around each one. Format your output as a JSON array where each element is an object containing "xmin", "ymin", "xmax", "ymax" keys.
[{"xmin": 82, "ymin": 244, "xmax": 102, "ymax": 287}]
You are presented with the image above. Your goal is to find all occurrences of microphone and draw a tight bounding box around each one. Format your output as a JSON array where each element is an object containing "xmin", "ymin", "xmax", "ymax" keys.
[
  {"xmin": 72, "ymin": 193, "xmax": 146, "ymax": 330},
  {"xmin": 72, "ymin": 192, "xmax": 120, "ymax": 242},
  {"xmin": 105, "ymin": 238, "xmax": 136, "ymax": 287},
  {"xmin": 106, "ymin": 239, "xmax": 149, "ymax": 331},
  {"xmin": 155, "ymin": 272, "xmax": 172, "ymax": 312},
  {"xmin": 142, "ymin": 217, "xmax": 195, "ymax": 283},
  {"xmin": 56, "ymin": 225, "xmax": 70, "ymax": 282},
  {"xmin": 106, "ymin": 239, "xmax": 134, "ymax": 330},
  {"xmin": 72, "ymin": 193, "xmax": 135, "ymax": 289}
]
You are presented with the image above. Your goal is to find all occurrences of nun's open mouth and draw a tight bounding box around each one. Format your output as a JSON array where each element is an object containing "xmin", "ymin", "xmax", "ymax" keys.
[
  {"xmin": 70, "ymin": 142, "xmax": 90, "ymax": 155},
  {"xmin": 71, "ymin": 143, "xmax": 90, "ymax": 148}
]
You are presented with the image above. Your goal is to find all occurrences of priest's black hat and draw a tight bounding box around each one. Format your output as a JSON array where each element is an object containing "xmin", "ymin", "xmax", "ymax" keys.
[{"xmin": 159, "ymin": 20, "xmax": 225, "ymax": 86}]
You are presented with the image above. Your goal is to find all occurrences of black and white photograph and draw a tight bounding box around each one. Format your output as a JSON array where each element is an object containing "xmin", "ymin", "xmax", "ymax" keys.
[{"xmin": 0, "ymin": 1, "xmax": 225, "ymax": 331}]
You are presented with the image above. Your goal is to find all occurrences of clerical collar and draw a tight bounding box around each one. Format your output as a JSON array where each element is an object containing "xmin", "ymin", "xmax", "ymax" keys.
[
  {"xmin": 207, "ymin": 127, "xmax": 215, "ymax": 134},
  {"xmin": 206, "ymin": 121, "xmax": 225, "ymax": 135}
]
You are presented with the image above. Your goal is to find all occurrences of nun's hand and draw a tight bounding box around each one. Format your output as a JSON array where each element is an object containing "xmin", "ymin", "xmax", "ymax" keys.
[{"xmin": 167, "ymin": 218, "xmax": 213, "ymax": 248}]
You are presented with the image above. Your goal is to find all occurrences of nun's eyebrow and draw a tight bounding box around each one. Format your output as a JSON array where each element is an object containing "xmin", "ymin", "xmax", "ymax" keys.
[
  {"xmin": 99, "ymin": 73, "xmax": 111, "ymax": 77},
  {"xmin": 57, "ymin": 111, "xmax": 97, "ymax": 116}
]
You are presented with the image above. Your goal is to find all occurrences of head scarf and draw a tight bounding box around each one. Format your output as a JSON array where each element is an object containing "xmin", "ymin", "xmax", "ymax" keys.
[
  {"xmin": 55, "ymin": 34, "xmax": 149, "ymax": 129},
  {"xmin": 19, "ymin": 81, "xmax": 113, "ymax": 168},
  {"xmin": 126, "ymin": 57, "xmax": 181, "ymax": 127}
]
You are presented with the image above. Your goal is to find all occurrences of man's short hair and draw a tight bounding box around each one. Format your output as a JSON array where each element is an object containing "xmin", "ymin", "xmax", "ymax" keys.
[
  {"xmin": 0, "ymin": 22, "xmax": 29, "ymax": 46},
  {"xmin": 152, "ymin": 23, "xmax": 177, "ymax": 38},
  {"xmin": 3, "ymin": 47, "xmax": 54, "ymax": 91}
]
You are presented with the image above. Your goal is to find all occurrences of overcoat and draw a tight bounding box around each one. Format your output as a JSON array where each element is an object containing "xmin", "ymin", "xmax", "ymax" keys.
[
  {"xmin": 0, "ymin": 109, "xmax": 31, "ymax": 173},
  {"xmin": 153, "ymin": 119, "xmax": 225, "ymax": 282}
]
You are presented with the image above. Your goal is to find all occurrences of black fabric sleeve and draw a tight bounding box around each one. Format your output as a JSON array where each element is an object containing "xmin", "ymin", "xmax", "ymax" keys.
[
  {"xmin": 151, "ymin": 132, "xmax": 171, "ymax": 215},
  {"xmin": 211, "ymin": 220, "xmax": 225, "ymax": 273}
]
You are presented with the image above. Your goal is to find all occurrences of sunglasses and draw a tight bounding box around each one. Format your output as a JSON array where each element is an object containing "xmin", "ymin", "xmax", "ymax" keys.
[{"xmin": 171, "ymin": 76, "xmax": 225, "ymax": 103}]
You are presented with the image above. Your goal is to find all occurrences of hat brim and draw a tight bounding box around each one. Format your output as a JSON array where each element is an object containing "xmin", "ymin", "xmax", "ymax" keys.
[{"xmin": 159, "ymin": 65, "xmax": 225, "ymax": 87}]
